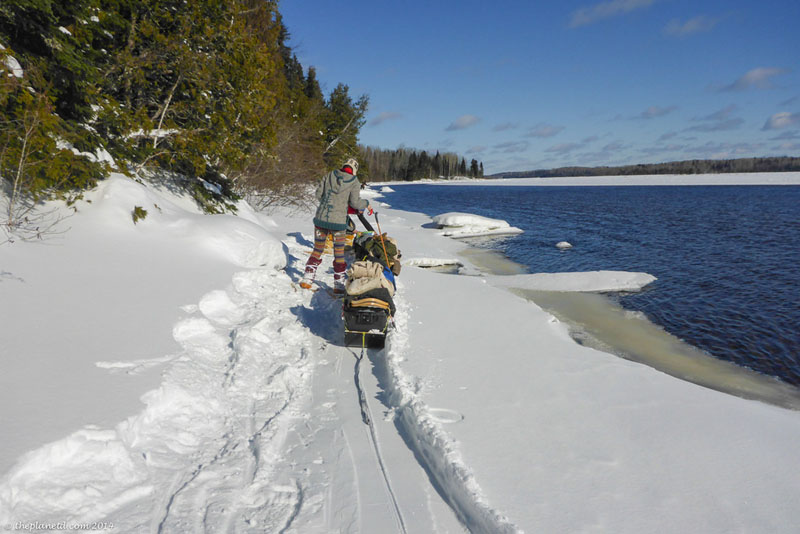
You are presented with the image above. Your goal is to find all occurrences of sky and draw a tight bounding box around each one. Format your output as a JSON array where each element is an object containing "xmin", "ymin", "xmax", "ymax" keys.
[{"xmin": 280, "ymin": 0, "xmax": 800, "ymax": 174}]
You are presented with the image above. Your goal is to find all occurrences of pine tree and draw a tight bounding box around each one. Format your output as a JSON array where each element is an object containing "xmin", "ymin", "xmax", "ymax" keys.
[
  {"xmin": 323, "ymin": 83, "xmax": 368, "ymax": 168},
  {"xmin": 304, "ymin": 67, "xmax": 323, "ymax": 102},
  {"xmin": 470, "ymin": 158, "xmax": 479, "ymax": 177},
  {"xmin": 432, "ymin": 151, "xmax": 441, "ymax": 178}
]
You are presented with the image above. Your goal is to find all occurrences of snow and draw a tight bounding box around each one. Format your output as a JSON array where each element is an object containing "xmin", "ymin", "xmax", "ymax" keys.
[
  {"xmin": 55, "ymin": 140, "xmax": 116, "ymax": 167},
  {"xmin": 433, "ymin": 211, "xmax": 524, "ymax": 238},
  {"xmin": 359, "ymin": 187, "xmax": 383, "ymax": 199},
  {"xmin": 123, "ymin": 129, "xmax": 180, "ymax": 140},
  {"xmin": 2, "ymin": 173, "xmax": 800, "ymax": 532},
  {"xmin": 1, "ymin": 46, "xmax": 24, "ymax": 78},
  {"xmin": 404, "ymin": 257, "xmax": 464, "ymax": 268},
  {"xmin": 488, "ymin": 270, "xmax": 657, "ymax": 292}
]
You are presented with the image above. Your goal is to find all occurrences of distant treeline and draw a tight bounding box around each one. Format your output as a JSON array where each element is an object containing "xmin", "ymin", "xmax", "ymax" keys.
[
  {"xmin": 494, "ymin": 157, "xmax": 800, "ymax": 179},
  {"xmin": 359, "ymin": 146, "xmax": 484, "ymax": 181}
]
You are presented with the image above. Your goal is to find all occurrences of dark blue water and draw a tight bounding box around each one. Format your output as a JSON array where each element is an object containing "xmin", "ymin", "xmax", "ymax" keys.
[{"xmin": 381, "ymin": 184, "xmax": 800, "ymax": 387}]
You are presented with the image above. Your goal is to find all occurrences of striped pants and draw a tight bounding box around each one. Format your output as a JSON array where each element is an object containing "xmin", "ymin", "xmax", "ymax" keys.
[{"xmin": 303, "ymin": 226, "xmax": 347, "ymax": 284}]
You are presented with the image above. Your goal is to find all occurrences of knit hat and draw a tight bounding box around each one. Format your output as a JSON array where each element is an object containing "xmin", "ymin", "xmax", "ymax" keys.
[{"xmin": 342, "ymin": 158, "xmax": 359, "ymax": 174}]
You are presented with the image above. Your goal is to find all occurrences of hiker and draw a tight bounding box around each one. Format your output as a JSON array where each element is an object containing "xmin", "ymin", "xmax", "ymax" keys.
[{"xmin": 300, "ymin": 158, "xmax": 372, "ymax": 293}]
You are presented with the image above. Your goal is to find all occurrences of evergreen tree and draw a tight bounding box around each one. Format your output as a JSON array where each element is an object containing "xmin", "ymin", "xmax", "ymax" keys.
[
  {"xmin": 323, "ymin": 83, "xmax": 368, "ymax": 168},
  {"xmin": 1, "ymin": 0, "xmax": 108, "ymax": 201},
  {"xmin": 304, "ymin": 67, "xmax": 323, "ymax": 102},
  {"xmin": 469, "ymin": 159, "xmax": 479, "ymax": 177}
]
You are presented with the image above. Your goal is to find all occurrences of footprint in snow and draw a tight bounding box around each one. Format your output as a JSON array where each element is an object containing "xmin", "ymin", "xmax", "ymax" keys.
[{"xmin": 428, "ymin": 408, "xmax": 465, "ymax": 424}]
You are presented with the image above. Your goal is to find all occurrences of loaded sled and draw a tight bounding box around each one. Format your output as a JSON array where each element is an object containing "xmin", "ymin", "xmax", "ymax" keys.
[
  {"xmin": 343, "ymin": 295, "xmax": 393, "ymax": 348},
  {"xmin": 342, "ymin": 231, "xmax": 401, "ymax": 349}
]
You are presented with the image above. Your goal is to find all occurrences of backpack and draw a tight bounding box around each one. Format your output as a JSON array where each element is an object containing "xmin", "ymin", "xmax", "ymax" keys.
[{"xmin": 353, "ymin": 233, "xmax": 402, "ymax": 275}]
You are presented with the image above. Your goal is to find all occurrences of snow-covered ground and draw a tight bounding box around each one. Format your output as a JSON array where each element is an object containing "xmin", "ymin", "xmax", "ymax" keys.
[{"xmin": 2, "ymin": 173, "xmax": 800, "ymax": 533}]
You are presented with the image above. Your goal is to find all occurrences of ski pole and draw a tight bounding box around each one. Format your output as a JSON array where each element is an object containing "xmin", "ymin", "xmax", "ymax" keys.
[
  {"xmin": 374, "ymin": 212, "xmax": 391, "ymax": 266},
  {"xmin": 357, "ymin": 211, "xmax": 375, "ymax": 232}
]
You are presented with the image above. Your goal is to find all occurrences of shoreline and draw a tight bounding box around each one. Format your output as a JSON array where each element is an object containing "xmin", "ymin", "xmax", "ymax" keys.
[
  {"xmin": 453, "ymin": 241, "xmax": 800, "ymax": 411},
  {"xmin": 372, "ymin": 171, "xmax": 800, "ymax": 187}
]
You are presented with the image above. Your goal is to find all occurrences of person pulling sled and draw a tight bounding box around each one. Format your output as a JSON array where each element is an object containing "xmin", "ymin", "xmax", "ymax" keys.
[{"xmin": 300, "ymin": 158, "xmax": 372, "ymax": 294}]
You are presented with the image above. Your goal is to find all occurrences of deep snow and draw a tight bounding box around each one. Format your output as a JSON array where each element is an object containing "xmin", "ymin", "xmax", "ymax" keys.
[{"xmin": 2, "ymin": 173, "xmax": 800, "ymax": 533}]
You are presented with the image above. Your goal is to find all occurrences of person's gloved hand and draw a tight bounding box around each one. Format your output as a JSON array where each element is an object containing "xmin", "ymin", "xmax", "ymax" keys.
[{"xmin": 365, "ymin": 205, "xmax": 374, "ymax": 216}]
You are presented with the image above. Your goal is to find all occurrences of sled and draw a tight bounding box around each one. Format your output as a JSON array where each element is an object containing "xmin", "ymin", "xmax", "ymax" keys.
[{"xmin": 343, "ymin": 298, "xmax": 392, "ymax": 349}]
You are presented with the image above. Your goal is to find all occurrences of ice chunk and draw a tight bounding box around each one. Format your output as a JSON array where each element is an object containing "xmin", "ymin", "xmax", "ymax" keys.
[{"xmin": 432, "ymin": 212, "xmax": 523, "ymax": 238}]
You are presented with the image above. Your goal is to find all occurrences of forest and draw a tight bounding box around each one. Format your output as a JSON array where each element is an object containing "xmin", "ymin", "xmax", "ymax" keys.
[
  {"xmin": 359, "ymin": 146, "xmax": 483, "ymax": 182},
  {"xmin": 0, "ymin": 0, "xmax": 483, "ymax": 235},
  {"xmin": 494, "ymin": 156, "xmax": 800, "ymax": 178}
]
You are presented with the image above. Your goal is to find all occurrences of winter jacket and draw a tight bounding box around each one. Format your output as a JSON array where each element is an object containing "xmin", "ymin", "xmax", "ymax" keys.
[{"xmin": 313, "ymin": 169, "xmax": 368, "ymax": 231}]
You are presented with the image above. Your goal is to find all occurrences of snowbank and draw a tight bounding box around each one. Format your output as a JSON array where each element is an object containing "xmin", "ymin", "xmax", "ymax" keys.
[
  {"xmin": 432, "ymin": 212, "xmax": 524, "ymax": 238},
  {"xmin": 0, "ymin": 175, "xmax": 287, "ymax": 474},
  {"xmin": 359, "ymin": 187, "xmax": 383, "ymax": 199}
]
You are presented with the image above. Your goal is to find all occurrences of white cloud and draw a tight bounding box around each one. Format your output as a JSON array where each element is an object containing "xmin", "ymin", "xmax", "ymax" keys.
[
  {"xmin": 682, "ymin": 141, "xmax": 764, "ymax": 158},
  {"xmin": 468, "ymin": 145, "xmax": 488, "ymax": 153},
  {"xmin": 546, "ymin": 142, "xmax": 581, "ymax": 154},
  {"xmin": 695, "ymin": 104, "xmax": 737, "ymax": 122},
  {"xmin": 721, "ymin": 67, "xmax": 789, "ymax": 91},
  {"xmin": 369, "ymin": 112, "xmax": 403, "ymax": 126},
  {"xmin": 686, "ymin": 118, "xmax": 744, "ymax": 132},
  {"xmin": 492, "ymin": 122, "xmax": 519, "ymax": 132},
  {"xmin": 762, "ymin": 112, "xmax": 800, "ymax": 130},
  {"xmin": 445, "ymin": 114, "xmax": 481, "ymax": 131},
  {"xmin": 493, "ymin": 141, "xmax": 529, "ymax": 153},
  {"xmin": 640, "ymin": 143, "xmax": 685, "ymax": 156},
  {"xmin": 603, "ymin": 141, "xmax": 626, "ymax": 151},
  {"xmin": 769, "ymin": 130, "xmax": 800, "ymax": 141},
  {"xmin": 638, "ymin": 105, "xmax": 677, "ymax": 119},
  {"xmin": 663, "ymin": 15, "xmax": 718, "ymax": 37},
  {"xmin": 569, "ymin": 0, "xmax": 655, "ymax": 28},
  {"xmin": 525, "ymin": 124, "xmax": 564, "ymax": 138},
  {"xmin": 776, "ymin": 142, "xmax": 800, "ymax": 151}
]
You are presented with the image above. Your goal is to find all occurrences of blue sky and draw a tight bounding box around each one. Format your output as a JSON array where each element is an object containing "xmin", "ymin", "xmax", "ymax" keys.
[{"xmin": 280, "ymin": 0, "xmax": 800, "ymax": 174}]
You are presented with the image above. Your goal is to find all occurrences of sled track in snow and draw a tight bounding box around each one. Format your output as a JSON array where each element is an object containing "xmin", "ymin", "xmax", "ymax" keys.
[
  {"xmin": 350, "ymin": 347, "xmax": 408, "ymax": 534},
  {"xmin": 376, "ymin": 294, "xmax": 522, "ymax": 534}
]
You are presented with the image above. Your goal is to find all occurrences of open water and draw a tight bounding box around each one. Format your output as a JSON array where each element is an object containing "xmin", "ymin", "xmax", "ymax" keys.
[{"xmin": 381, "ymin": 183, "xmax": 800, "ymax": 387}]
